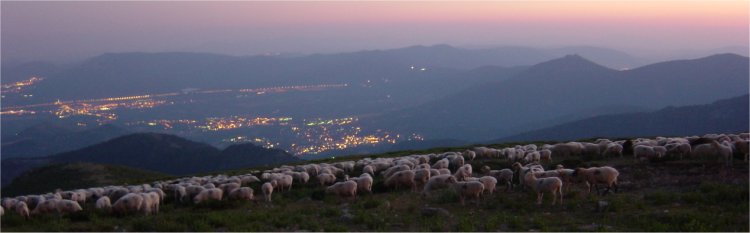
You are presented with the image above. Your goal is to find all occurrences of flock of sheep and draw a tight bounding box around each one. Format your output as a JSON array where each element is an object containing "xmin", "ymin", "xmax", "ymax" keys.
[{"xmin": 1, "ymin": 133, "xmax": 747, "ymax": 220}]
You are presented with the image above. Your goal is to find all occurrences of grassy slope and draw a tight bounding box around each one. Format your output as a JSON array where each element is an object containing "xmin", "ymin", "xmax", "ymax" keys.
[
  {"xmin": 1, "ymin": 142, "xmax": 748, "ymax": 232},
  {"xmin": 2, "ymin": 163, "xmax": 172, "ymax": 197}
]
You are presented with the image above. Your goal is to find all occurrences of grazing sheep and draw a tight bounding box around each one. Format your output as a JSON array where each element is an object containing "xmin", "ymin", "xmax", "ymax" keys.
[
  {"xmin": 347, "ymin": 174, "xmax": 374, "ymax": 194},
  {"xmin": 634, "ymin": 145, "xmax": 659, "ymax": 162},
  {"xmin": 2, "ymin": 198, "xmax": 18, "ymax": 212},
  {"xmin": 186, "ymin": 186, "xmax": 206, "ymax": 199},
  {"xmin": 438, "ymin": 168, "xmax": 452, "ymax": 175},
  {"xmin": 26, "ymin": 195, "xmax": 45, "ymax": 210},
  {"xmin": 665, "ymin": 143, "xmax": 691, "ymax": 160},
  {"xmin": 481, "ymin": 166, "xmax": 514, "ymax": 192},
  {"xmin": 362, "ymin": 165, "xmax": 375, "ymax": 176},
  {"xmin": 140, "ymin": 192, "xmax": 160, "ymax": 215},
  {"xmin": 31, "ymin": 199, "xmax": 59, "ymax": 215},
  {"xmin": 453, "ymin": 164, "xmax": 473, "ymax": 181},
  {"xmin": 422, "ymin": 174, "xmax": 459, "ymax": 197},
  {"xmin": 228, "ymin": 187, "xmax": 255, "ymax": 201},
  {"xmin": 317, "ymin": 173, "xmax": 337, "ymax": 187},
  {"xmin": 219, "ymin": 183, "xmax": 241, "ymax": 196},
  {"xmin": 452, "ymin": 181, "xmax": 484, "ymax": 206},
  {"xmin": 381, "ymin": 165, "xmax": 411, "ymax": 178},
  {"xmin": 413, "ymin": 168, "xmax": 432, "ymax": 190},
  {"xmin": 193, "ymin": 188, "xmax": 223, "ymax": 204},
  {"xmin": 574, "ymin": 166, "xmax": 620, "ymax": 196},
  {"xmin": 602, "ymin": 143, "xmax": 624, "ymax": 157},
  {"xmin": 262, "ymin": 181, "xmax": 275, "ymax": 202},
  {"xmin": 326, "ymin": 180, "xmax": 358, "ymax": 200},
  {"xmin": 479, "ymin": 176, "xmax": 498, "ymax": 195},
  {"xmin": 96, "ymin": 196, "xmax": 112, "ymax": 211},
  {"xmin": 734, "ymin": 139, "xmax": 749, "ymax": 162},
  {"xmin": 15, "ymin": 201, "xmax": 30, "ymax": 219},
  {"xmin": 449, "ymin": 156, "xmax": 465, "ymax": 171},
  {"xmin": 525, "ymin": 151, "xmax": 541, "ymax": 163},
  {"xmin": 173, "ymin": 186, "xmax": 188, "ymax": 203},
  {"xmin": 56, "ymin": 200, "xmax": 83, "ymax": 215},
  {"xmin": 432, "ymin": 158, "xmax": 449, "ymax": 170},
  {"xmin": 692, "ymin": 140, "xmax": 734, "ymax": 166},
  {"xmin": 550, "ymin": 143, "xmax": 583, "ymax": 158},
  {"xmin": 144, "ymin": 188, "xmax": 166, "ymax": 202},
  {"xmin": 112, "ymin": 193, "xmax": 143, "ymax": 215},
  {"xmin": 524, "ymin": 172, "xmax": 563, "ymax": 205},
  {"xmin": 385, "ymin": 170, "xmax": 417, "ymax": 191},
  {"xmin": 539, "ymin": 149, "xmax": 552, "ymax": 163},
  {"xmin": 463, "ymin": 150, "xmax": 476, "ymax": 161}
]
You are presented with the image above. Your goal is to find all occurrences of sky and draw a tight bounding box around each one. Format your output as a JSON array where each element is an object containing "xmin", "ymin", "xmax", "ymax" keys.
[{"xmin": 2, "ymin": 1, "xmax": 748, "ymax": 63}]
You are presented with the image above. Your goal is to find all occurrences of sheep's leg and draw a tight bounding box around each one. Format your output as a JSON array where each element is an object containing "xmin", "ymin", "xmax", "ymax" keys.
[
  {"xmin": 551, "ymin": 191, "xmax": 557, "ymax": 205},
  {"xmin": 537, "ymin": 193, "xmax": 543, "ymax": 205}
]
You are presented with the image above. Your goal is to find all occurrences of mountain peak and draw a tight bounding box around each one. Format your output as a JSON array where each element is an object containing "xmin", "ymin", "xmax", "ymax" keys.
[{"xmin": 522, "ymin": 54, "xmax": 615, "ymax": 77}]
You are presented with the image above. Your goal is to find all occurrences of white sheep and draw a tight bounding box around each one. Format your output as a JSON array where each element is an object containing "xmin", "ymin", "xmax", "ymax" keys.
[
  {"xmin": 574, "ymin": 166, "xmax": 620, "ymax": 195},
  {"xmin": 539, "ymin": 149, "xmax": 552, "ymax": 163},
  {"xmin": 665, "ymin": 142, "xmax": 691, "ymax": 160},
  {"xmin": 140, "ymin": 192, "xmax": 160, "ymax": 215},
  {"xmin": 481, "ymin": 166, "xmax": 514, "ymax": 192},
  {"xmin": 96, "ymin": 196, "xmax": 112, "ymax": 211},
  {"xmin": 112, "ymin": 193, "xmax": 143, "ymax": 215},
  {"xmin": 452, "ymin": 181, "xmax": 484, "ymax": 206},
  {"xmin": 262, "ymin": 181, "xmax": 275, "ymax": 202},
  {"xmin": 219, "ymin": 183, "xmax": 241, "ymax": 196},
  {"xmin": 15, "ymin": 201, "xmax": 30, "ymax": 219},
  {"xmin": 317, "ymin": 173, "xmax": 337, "ymax": 187},
  {"xmin": 634, "ymin": 145, "xmax": 659, "ymax": 162},
  {"xmin": 362, "ymin": 165, "xmax": 375, "ymax": 176},
  {"xmin": 479, "ymin": 176, "xmax": 498, "ymax": 195},
  {"xmin": 734, "ymin": 139, "xmax": 749, "ymax": 162},
  {"xmin": 385, "ymin": 170, "xmax": 417, "ymax": 191},
  {"xmin": 228, "ymin": 187, "xmax": 255, "ymax": 201},
  {"xmin": 326, "ymin": 180, "xmax": 358, "ymax": 200},
  {"xmin": 193, "ymin": 188, "xmax": 223, "ymax": 204},
  {"xmin": 602, "ymin": 143, "xmax": 624, "ymax": 157},
  {"xmin": 421, "ymin": 174, "xmax": 458, "ymax": 197},
  {"xmin": 56, "ymin": 199, "xmax": 83, "ymax": 215},
  {"xmin": 438, "ymin": 168, "xmax": 452, "ymax": 175},
  {"xmin": 381, "ymin": 165, "xmax": 411, "ymax": 178},
  {"xmin": 432, "ymin": 158, "xmax": 449, "ymax": 170},
  {"xmin": 2, "ymin": 198, "xmax": 18, "ymax": 212},
  {"xmin": 524, "ymin": 172, "xmax": 563, "ymax": 205},
  {"xmin": 413, "ymin": 168, "xmax": 432, "ymax": 190},
  {"xmin": 347, "ymin": 173, "xmax": 374, "ymax": 194},
  {"xmin": 463, "ymin": 150, "xmax": 476, "ymax": 161},
  {"xmin": 31, "ymin": 199, "xmax": 59, "ymax": 215}
]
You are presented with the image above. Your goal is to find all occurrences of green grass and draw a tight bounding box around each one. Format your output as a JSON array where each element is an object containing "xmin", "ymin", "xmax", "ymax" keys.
[{"xmin": 2, "ymin": 141, "xmax": 748, "ymax": 232}]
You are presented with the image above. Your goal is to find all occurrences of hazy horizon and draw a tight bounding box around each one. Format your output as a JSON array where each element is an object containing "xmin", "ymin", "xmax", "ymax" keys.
[{"xmin": 2, "ymin": 1, "xmax": 748, "ymax": 63}]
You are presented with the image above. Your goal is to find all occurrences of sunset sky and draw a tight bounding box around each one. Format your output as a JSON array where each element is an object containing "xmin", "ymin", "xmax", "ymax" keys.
[{"xmin": 2, "ymin": 1, "xmax": 748, "ymax": 62}]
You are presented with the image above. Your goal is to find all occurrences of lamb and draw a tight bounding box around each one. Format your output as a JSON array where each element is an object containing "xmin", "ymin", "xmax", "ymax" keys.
[
  {"xmin": 228, "ymin": 187, "xmax": 255, "ymax": 201},
  {"xmin": 112, "ymin": 193, "xmax": 143, "ymax": 215},
  {"xmin": 262, "ymin": 181, "xmax": 275, "ymax": 202},
  {"xmin": 574, "ymin": 166, "xmax": 620, "ymax": 195},
  {"xmin": 384, "ymin": 170, "xmax": 417, "ymax": 191},
  {"xmin": 421, "ymin": 174, "xmax": 458, "ymax": 197},
  {"xmin": 193, "ymin": 188, "xmax": 223, "ymax": 204},
  {"xmin": 326, "ymin": 180, "xmax": 358, "ymax": 200},
  {"xmin": 524, "ymin": 172, "xmax": 563, "ymax": 205},
  {"xmin": 95, "ymin": 196, "xmax": 112, "ymax": 211},
  {"xmin": 347, "ymin": 174, "xmax": 374, "ymax": 194},
  {"xmin": 479, "ymin": 176, "xmax": 498, "ymax": 195},
  {"xmin": 15, "ymin": 201, "xmax": 30, "ymax": 219},
  {"xmin": 317, "ymin": 173, "xmax": 337, "ymax": 187},
  {"xmin": 452, "ymin": 181, "xmax": 484, "ymax": 206}
]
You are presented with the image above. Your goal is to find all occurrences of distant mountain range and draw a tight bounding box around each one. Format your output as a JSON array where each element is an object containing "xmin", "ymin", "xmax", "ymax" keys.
[
  {"xmin": 373, "ymin": 53, "xmax": 749, "ymax": 141},
  {"xmin": 19, "ymin": 44, "xmax": 644, "ymax": 101},
  {"xmin": 1, "ymin": 123, "xmax": 130, "ymax": 159},
  {"xmin": 496, "ymin": 94, "xmax": 749, "ymax": 142},
  {"xmin": 1, "ymin": 133, "xmax": 300, "ymax": 187}
]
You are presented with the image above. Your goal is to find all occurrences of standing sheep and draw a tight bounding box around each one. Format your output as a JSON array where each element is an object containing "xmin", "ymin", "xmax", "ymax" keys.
[
  {"xmin": 96, "ymin": 196, "xmax": 112, "ymax": 211},
  {"xmin": 385, "ymin": 170, "xmax": 417, "ymax": 191},
  {"xmin": 317, "ymin": 173, "xmax": 337, "ymax": 187},
  {"xmin": 193, "ymin": 188, "xmax": 223, "ymax": 204},
  {"xmin": 112, "ymin": 193, "xmax": 143, "ymax": 215},
  {"xmin": 452, "ymin": 181, "xmax": 484, "ymax": 206},
  {"xmin": 524, "ymin": 172, "xmax": 563, "ymax": 205},
  {"xmin": 228, "ymin": 187, "xmax": 255, "ymax": 201},
  {"xmin": 56, "ymin": 200, "xmax": 83, "ymax": 215},
  {"xmin": 479, "ymin": 176, "xmax": 498, "ymax": 195},
  {"xmin": 326, "ymin": 181, "xmax": 358, "ymax": 200},
  {"xmin": 574, "ymin": 166, "xmax": 620, "ymax": 196},
  {"xmin": 262, "ymin": 181, "xmax": 275, "ymax": 202},
  {"xmin": 15, "ymin": 201, "xmax": 30, "ymax": 219}
]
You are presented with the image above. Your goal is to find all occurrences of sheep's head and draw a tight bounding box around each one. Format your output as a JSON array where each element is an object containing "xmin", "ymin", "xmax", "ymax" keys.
[
  {"xmin": 511, "ymin": 162, "xmax": 522, "ymax": 171},
  {"xmin": 446, "ymin": 176, "xmax": 458, "ymax": 184}
]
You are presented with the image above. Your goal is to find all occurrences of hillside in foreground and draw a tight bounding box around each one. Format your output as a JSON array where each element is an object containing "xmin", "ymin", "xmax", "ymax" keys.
[
  {"xmin": 2, "ymin": 163, "xmax": 170, "ymax": 197},
  {"xmin": 1, "ymin": 135, "xmax": 747, "ymax": 232}
]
